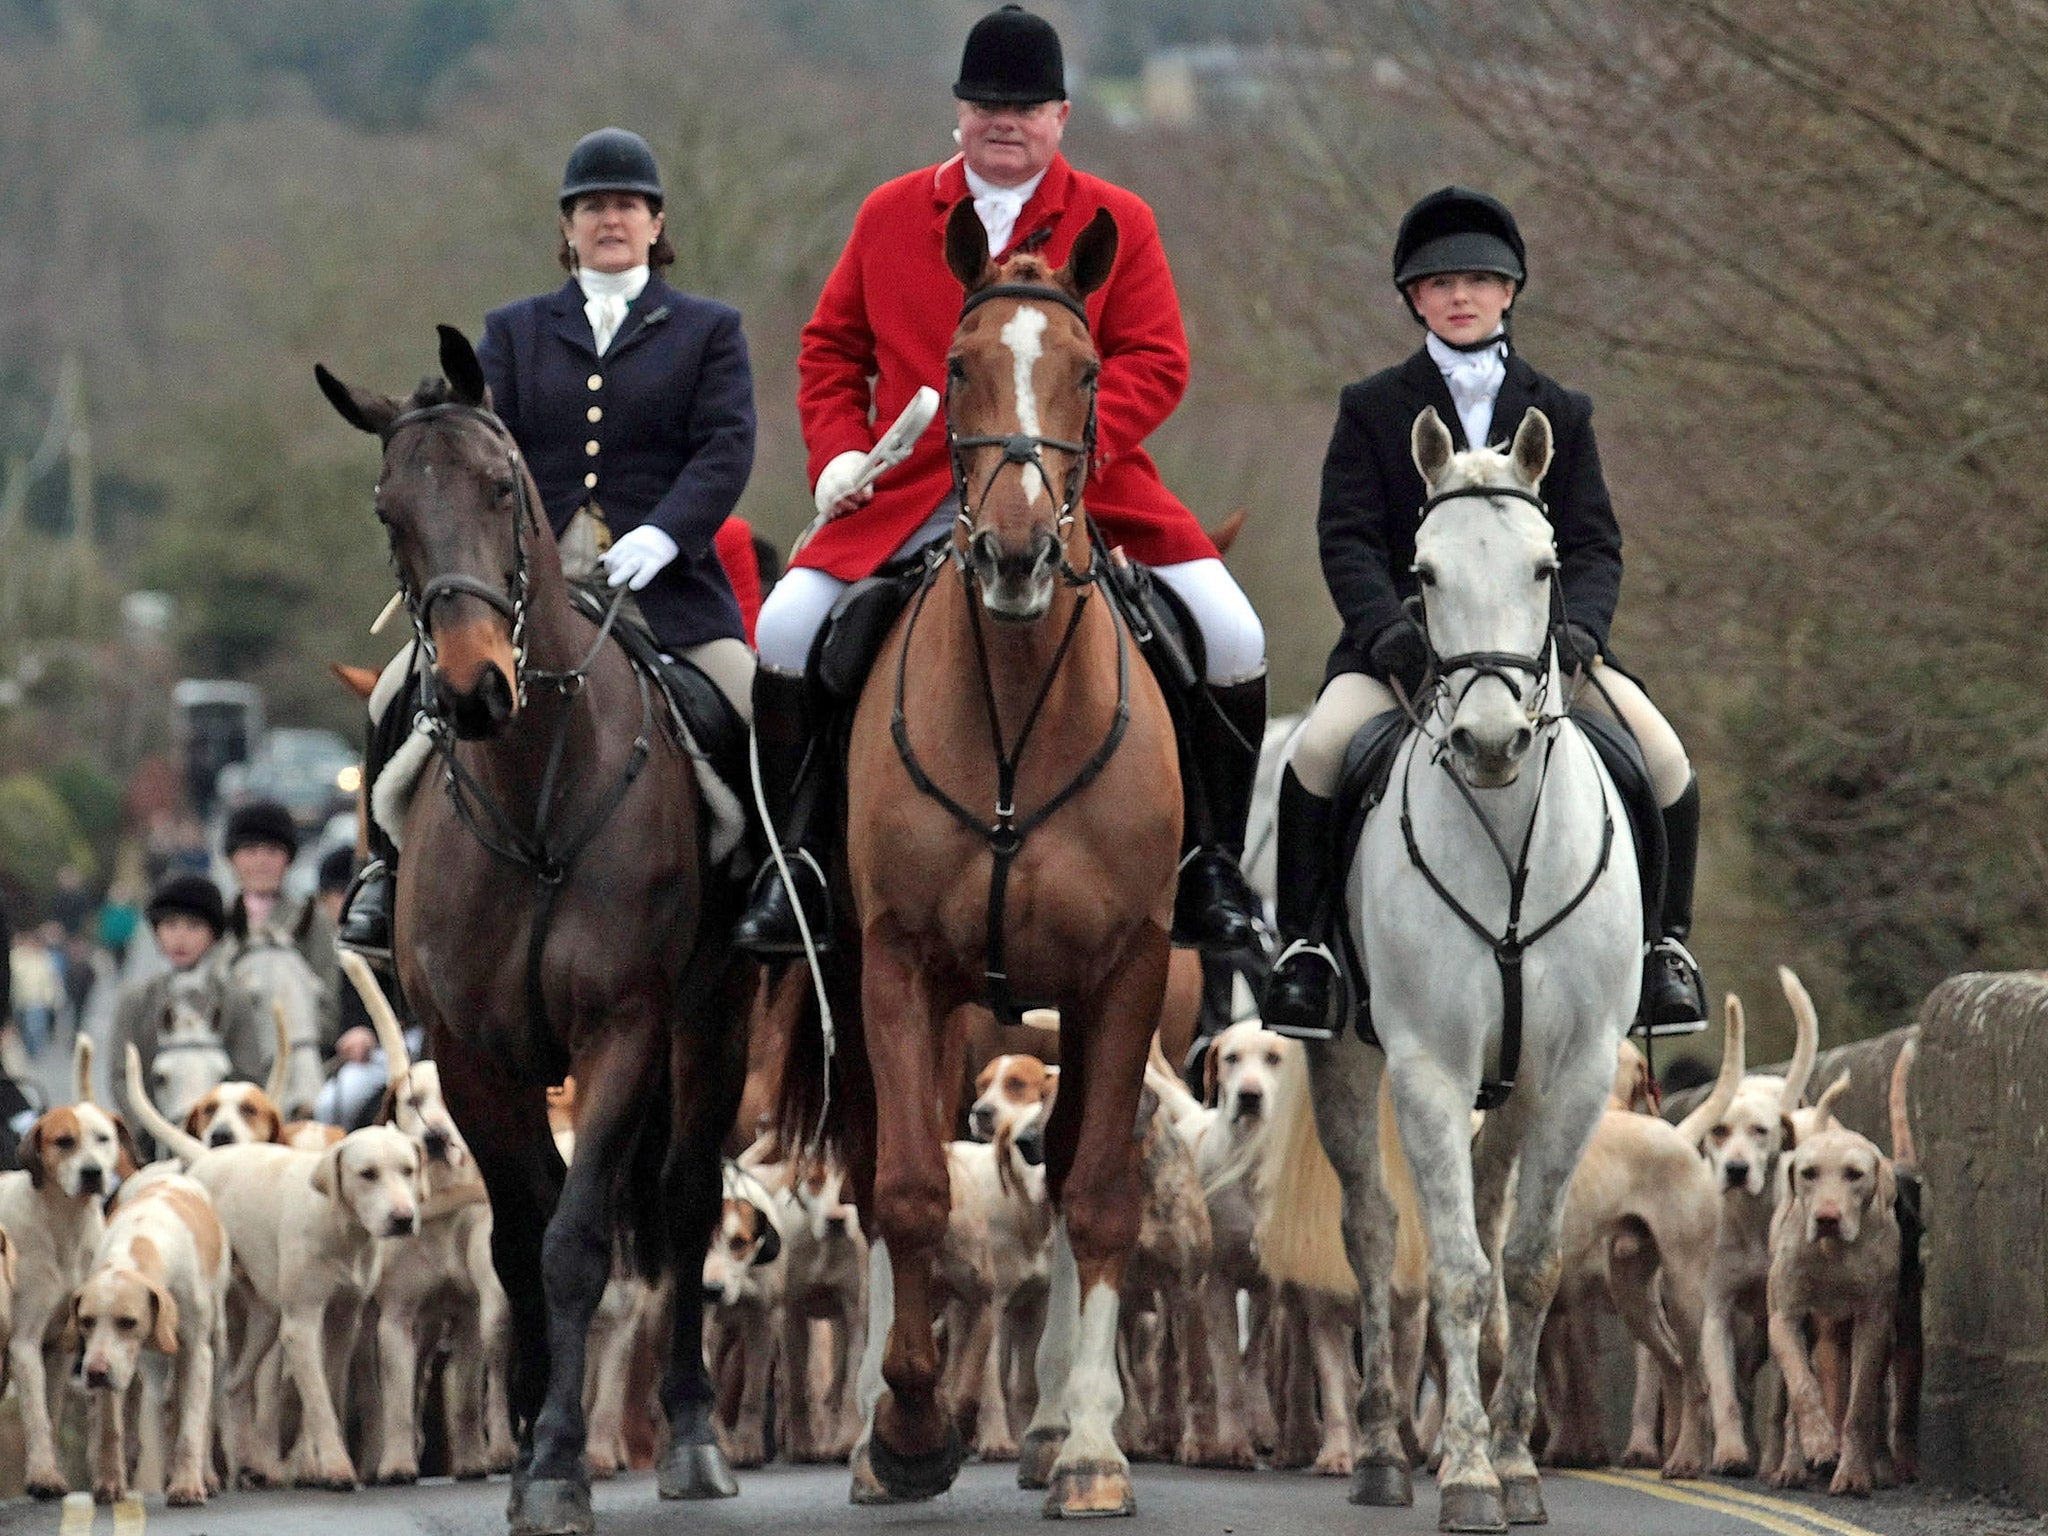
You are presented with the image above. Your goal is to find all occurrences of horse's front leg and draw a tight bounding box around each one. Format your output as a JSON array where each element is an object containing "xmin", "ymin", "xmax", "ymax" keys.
[
  {"xmin": 656, "ymin": 964, "xmax": 750, "ymax": 1502},
  {"xmin": 1387, "ymin": 1043, "xmax": 1502, "ymax": 1531},
  {"xmin": 1040, "ymin": 934, "xmax": 1167, "ymax": 1518},
  {"xmin": 1304, "ymin": 1031, "xmax": 1411, "ymax": 1505},
  {"xmin": 857, "ymin": 939, "xmax": 964, "ymax": 1501},
  {"xmin": 1484, "ymin": 1060, "xmax": 1607, "ymax": 1525},
  {"xmin": 524, "ymin": 1017, "xmax": 664, "ymax": 1531}
]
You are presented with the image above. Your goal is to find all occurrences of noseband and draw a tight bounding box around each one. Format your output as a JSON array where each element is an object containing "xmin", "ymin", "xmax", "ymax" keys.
[
  {"xmin": 1410, "ymin": 482, "xmax": 1562, "ymax": 723},
  {"xmin": 946, "ymin": 283, "xmax": 1100, "ymax": 552}
]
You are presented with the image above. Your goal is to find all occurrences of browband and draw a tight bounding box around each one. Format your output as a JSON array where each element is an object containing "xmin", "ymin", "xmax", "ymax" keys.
[{"xmin": 959, "ymin": 282, "xmax": 1091, "ymax": 328}]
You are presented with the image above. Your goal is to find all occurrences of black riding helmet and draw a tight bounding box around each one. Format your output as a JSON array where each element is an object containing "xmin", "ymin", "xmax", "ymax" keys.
[
  {"xmin": 559, "ymin": 127, "xmax": 664, "ymax": 210},
  {"xmin": 1392, "ymin": 186, "xmax": 1526, "ymax": 322}
]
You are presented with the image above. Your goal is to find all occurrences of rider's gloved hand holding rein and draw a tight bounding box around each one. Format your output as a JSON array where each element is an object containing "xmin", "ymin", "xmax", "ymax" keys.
[{"xmin": 602, "ymin": 525, "xmax": 680, "ymax": 591}]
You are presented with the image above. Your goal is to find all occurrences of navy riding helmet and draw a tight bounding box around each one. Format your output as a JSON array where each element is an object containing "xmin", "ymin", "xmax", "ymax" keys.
[
  {"xmin": 560, "ymin": 127, "xmax": 664, "ymax": 210},
  {"xmin": 1392, "ymin": 186, "xmax": 1526, "ymax": 319}
]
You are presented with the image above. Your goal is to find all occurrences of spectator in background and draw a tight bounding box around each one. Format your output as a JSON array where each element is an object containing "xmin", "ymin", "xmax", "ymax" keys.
[
  {"xmin": 9, "ymin": 922, "xmax": 62, "ymax": 1060},
  {"xmin": 49, "ymin": 865, "xmax": 92, "ymax": 938}
]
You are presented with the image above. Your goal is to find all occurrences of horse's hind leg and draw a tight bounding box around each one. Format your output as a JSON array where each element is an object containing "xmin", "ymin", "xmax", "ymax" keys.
[
  {"xmin": 1386, "ymin": 1049, "xmax": 1502, "ymax": 1530},
  {"xmin": 656, "ymin": 958, "xmax": 751, "ymax": 1501},
  {"xmin": 1303, "ymin": 1032, "xmax": 1410, "ymax": 1505},
  {"xmin": 1039, "ymin": 936, "xmax": 1167, "ymax": 1518},
  {"xmin": 1484, "ymin": 1064, "xmax": 1609, "ymax": 1525}
]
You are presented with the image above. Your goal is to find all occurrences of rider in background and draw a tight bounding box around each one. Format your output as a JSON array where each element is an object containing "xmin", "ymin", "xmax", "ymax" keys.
[
  {"xmin": 223, "ymin": 798, "xmax": 340, "ymax": 1044},
  {"xmin": 1262, "ymin": 187, "xmax": 1706, "ymax": 1040},
  {"xmin": 338, "ymin": 127, "xmax": 759, "ymax": 959},
  {"xmin": 734, "ymin": 3, "xmax": 1268, "ymax": 958},
  {"xmin": 108, "ymin": 874, "xmax": 246, "ymax": 1154}
]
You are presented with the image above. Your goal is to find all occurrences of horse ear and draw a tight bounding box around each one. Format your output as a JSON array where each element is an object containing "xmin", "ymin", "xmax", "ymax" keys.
[
  {"xmin": 1056, "ymin": 207, "xmax": 1118, "ymax": 301},
  {"xmin": 1411, "ymin": 407, "xmax": 1455, "ymax": 487},
  {"xmin": 292, "ymin": 895, "xmax": 317, "ymax": 947},
  {"xmin": 945, "ymin": 198, "xmax": 995, "ymax": 294},
  {"xmin": 437, "ymin": 324, "xmax": 488, "ymax": 408},
  {"xmin": 227, "ymin": 902, "xmax": 248, "ymax": 943},
  {"xmin": 1510, "ymin": 407, "xmax": 1553, "ymax": 488},
  {"xmin": 315, "ymin": 364, "xmax": 400, "ymax": 437}
]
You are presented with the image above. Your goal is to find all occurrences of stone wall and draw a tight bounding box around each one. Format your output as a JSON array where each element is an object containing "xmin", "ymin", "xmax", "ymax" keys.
[{"xmin": 1915, "ymin": 972, "xmax": 2048, "ymax": 1510}]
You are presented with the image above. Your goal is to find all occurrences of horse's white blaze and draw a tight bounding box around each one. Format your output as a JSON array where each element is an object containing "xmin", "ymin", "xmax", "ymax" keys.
[
  {"xmin": 1000, "ymin": 305, "xmax": 1049, "ymax": 506},
  {"xmin": 1055, "ymin": 1280, "xmax": 1126, "ymax": 1464}
]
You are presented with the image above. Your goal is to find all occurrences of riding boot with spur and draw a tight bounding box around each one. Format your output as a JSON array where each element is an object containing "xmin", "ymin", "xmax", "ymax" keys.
[
  {"xmin": 1642, "ymin": 774, "xmax": 1708, "ymax": 1031},
  {"xmin": 1170, "ymin": 674, "xmax": 1269, "ymax": 955},
  {"xmin": 337, "ymin": 676, "xmax": 416, "ymax": 961},
  {"xmin": 732, "ymin": 668, "xmax": 834, "ymax": 957},
  {"xmin": 1262, "ymin": 767, "xmax": 1344, "ymax": 1041}
]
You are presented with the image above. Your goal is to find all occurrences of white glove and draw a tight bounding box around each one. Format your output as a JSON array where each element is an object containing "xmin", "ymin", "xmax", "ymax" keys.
[
  {"xmin": 601, "ymin": 525, "xmax": 680, "ymax": 591},
  {"xmin": 813, "ymin": 450, "xmax": 874, "ymax": 519}
]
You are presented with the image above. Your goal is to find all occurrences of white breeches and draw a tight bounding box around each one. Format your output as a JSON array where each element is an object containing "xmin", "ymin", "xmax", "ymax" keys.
[
  {"xmin": 757, "ymin": 541, "xmax": 1267, "ymax": 687},
  {"xmin": 1292, "ymin": 661, "xmax": 1690, "ymax": 805}
]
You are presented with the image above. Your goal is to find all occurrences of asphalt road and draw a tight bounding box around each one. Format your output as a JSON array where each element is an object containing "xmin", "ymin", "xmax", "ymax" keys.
[{"xmin": 1, "ymin": 1462, "xmax": 2041, "ymax": 1536}]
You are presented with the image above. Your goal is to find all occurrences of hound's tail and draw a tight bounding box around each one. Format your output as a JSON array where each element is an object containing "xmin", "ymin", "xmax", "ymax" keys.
[{"xmin": 1889, "ymin": 1034, "xmax": 1920, "ymax": 1172}]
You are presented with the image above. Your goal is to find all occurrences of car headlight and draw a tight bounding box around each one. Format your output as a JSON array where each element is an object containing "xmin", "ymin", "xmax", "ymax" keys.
[{"xmin": 336, "ymin": 764, "xmax": 363, "ymax": 795}]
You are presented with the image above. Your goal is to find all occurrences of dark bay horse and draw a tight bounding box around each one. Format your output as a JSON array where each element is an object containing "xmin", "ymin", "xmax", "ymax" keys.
[
  {"xmin": 317, "ymin": 329, "xmax": 750, "ymax": 1536},
  {"xmin": 784, "ymin": 204, "xmax": 1181, "ymax": 1518}
]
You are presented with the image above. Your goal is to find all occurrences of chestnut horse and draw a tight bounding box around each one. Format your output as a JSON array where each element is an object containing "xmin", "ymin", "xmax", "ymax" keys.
[
  {"xmin": 317, "ymin": 329, "xmax": 750, "ymax": 1536},
  {"xmin": 784, "ymin": 204, "xmax": 1180, "ymax": 1518}
]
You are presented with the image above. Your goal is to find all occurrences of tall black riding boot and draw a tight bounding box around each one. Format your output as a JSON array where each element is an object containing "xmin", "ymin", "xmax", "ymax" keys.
[
  {"xmin": 1262, "ymin": 767, "xmax": 1344, "ymax": 1041},
  {"xmin": 337, "ymin": 674, "xmax": 416, "ymax": 961},
  {"xmin": 1171, "ymin": 674, "xmax": 1268, "ymax": 955},
  {"xmin": 732, "ymin": 669, "xmax": 833, "ymax": 957},
  {"xmin": 1642, "ymin": 774, "xmax": 1708, "ymax": 1031}
]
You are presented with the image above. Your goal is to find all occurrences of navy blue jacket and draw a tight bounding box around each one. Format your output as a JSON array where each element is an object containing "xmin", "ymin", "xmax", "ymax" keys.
[
  {"xmin": 1318, "ymin": 346, "xmax": 1624, "ymax": 685},
  {"xmin": 479, "ymin": 275, "xmax": 756, "ymax": 650}
]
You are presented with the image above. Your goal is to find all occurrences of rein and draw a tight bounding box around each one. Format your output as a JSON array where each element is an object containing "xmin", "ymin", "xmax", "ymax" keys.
[
  {"xmin": 379, "ymin": 400, "xmax": 657, "ymax": 1042},
  {"xmin": 1397, "ymin": 480, "xmax": 1612, "ymax": 1110}
]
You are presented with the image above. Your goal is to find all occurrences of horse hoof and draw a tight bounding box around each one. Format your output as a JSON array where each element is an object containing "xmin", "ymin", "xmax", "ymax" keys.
[
  {"xmin": 511, "ymin": 1476, "xmax": 594, "ymax": 1536},
  {"xmin": 658, "ymin": 1440, "xmax": 739, "ymax": 1500},
  {"xmin": 1045, "ymin": 1460, "xmax": 1136, "ymax": 1518},
  {"xmin": 1439, "ymin": 1483, "xmax": 1508, "ymax": 1533},
  {"xmin": 1018, "ymin": 1428, "xmax": 1065, "ymax": 1490},
  {"xmin": 1349, "ymin": 1457, "xmax": 1414, "ymax": 1507},
  {"xmin": 1501, "ymin": 1476, "xmax": 1548, "ymax": 1525},
  {"xmin": 866, "ymin": 1421, "xmax": 967, "ymax": 1501}
]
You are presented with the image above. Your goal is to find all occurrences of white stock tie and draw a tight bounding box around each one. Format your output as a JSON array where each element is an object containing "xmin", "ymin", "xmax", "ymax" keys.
[
  {"xmin": 577, "ymin": 264, "xmax": 650, "ymax": 356},
  {"xmin": 1427, "ymin": 332, "xmax": 1507, "ymax": 450}
]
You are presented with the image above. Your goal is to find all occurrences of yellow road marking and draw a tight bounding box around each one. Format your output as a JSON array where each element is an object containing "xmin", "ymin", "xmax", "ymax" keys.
[
  {"xmin": 1610, "ymin": 1468, "xmax": 1887, "ymax": 1536},
  {"xmin": 1560, "ymin": 1467, "xmax": 1886, "ymax": 1536},
  {"xmin": 57, "ymin": 1491, "xmax": 97, "ymax": 1536},
  {"xmin": 112, "ymin": 1495, "xmax": 147, "ymax": 1536}
]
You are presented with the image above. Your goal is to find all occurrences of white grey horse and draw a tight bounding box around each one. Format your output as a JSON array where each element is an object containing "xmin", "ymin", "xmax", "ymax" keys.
[
  {"xmin": 1307, "ymin": 407, "xmax": 1642, "ymax": 1532},
  {"xmin": 214, "ymin": 923, "xmax": 329, "ymax": 1121}
]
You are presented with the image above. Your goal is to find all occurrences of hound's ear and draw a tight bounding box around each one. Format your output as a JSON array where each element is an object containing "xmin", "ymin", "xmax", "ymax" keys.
[
  {"xmin": 1202, "ymin": 1040, "xmax": 1221, "ymax": 1109},
  {"xmin": 1056, "ymin": 207, "xmax": 1118, "ymax": 301},
  {"xmin": 0, "ymin": 1227, "xmax": 16, "ymax": 1289},
  {"xmin": 751, "ymin": 1213, "xmax": 782, "ymax": 1268},
  {"xmin": 945, "ymin": 198, "xmax": 995, "ymax": 294},
  {"xmin": 315, "ymin": 364, "xmax": 401, "ymax": 437},
  {"xmin": 374, "ymin": 1082, "xmax": 400, "ymax": 1127},
  {"xmin": 437, "ymin": 324, "xmax": 487, "ymax": 408},
  {"xmin": 259, "ymin": 1101, "xmax": 286, "ymax": 1145},
  {"xmin": 148, "ymin": 1281, "xmax": 181, "ymax": 1356},
  {"xmin": 17, "ymin": 1123, "xmax": 46, "ymax": 1190},
  {"xmin": 311, "ymin": 1141, "xmax": 345, "ymax": 1199},
  {"xmin": 60, "ymin": 1292, "xmax": 81, "ymax": 1354},
  {"xmin": 111, "ymin": 1116, "xmax": 140, "ymax": 1179},
  {"xmin": 1780, "ymin": 1114, "xmax": 1798, "ymax": 1154},
  {"xmin": 1875, "ymin": 1157, "xmax": 1898, "ymax": 1217},
  {"xmin": 1509, "ymin": 407, "xmax": 1553, "ymax": 488},
  {"xmin": 1411, "ymin": 407, "xmax": 1455, "ymax": 487}
]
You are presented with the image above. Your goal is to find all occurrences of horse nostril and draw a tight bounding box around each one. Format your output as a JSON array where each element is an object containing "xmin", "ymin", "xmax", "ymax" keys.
[
  {"xmin": 971, "ymin": 530, "xmax": 1002, "ymax": 569},
  {"xmin": 1449, "ymin": 726, "xmax": 1477, "ymax": 759},
  {"xmin": 1509, "ymin": 726, "xmax": 1533, "ymax": 759}
]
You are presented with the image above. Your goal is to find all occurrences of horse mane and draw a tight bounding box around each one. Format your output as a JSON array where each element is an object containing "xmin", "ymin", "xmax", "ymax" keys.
[{"xmin": 405, "ymin": 376, "xmax": 461, "ymax": 412}]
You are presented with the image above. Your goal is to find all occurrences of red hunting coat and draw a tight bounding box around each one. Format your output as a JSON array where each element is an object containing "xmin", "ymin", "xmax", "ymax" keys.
[{"xmin": 796, "ymin": 152, "xmax": 1217, "ymax": 579}]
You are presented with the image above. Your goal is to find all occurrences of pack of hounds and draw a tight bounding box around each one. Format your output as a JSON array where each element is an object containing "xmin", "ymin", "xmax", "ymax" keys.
[{"xmin": 0, "ymin": 953, "xmax": 1917, "ymax": 1507}]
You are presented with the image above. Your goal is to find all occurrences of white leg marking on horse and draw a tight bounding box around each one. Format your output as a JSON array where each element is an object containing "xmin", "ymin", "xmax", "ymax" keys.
[
  {"xmin": 855, "ymin": 1237, "xmax": 892, "ymax": 1445},
  {"xmin": 1025, "ymin": 1217, "xmax": 1077, "ymax": 1441},
  {"xmin": 1055, "ymin": 1281, "xmax": 1126, "ymax": 1466},
  {"xmin": 1000, "ymin": 305, "xmax": 1049, "ymax": 506}
]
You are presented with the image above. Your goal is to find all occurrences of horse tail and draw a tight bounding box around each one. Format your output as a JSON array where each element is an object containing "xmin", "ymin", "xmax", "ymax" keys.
[
  {"xmin": 616, "ymin": 1051, "xmax": 674, "ymax": 1284},
  {"xmin": 1253, "ymin": 1042, "xmax": 1358, "ymax": 1299}
]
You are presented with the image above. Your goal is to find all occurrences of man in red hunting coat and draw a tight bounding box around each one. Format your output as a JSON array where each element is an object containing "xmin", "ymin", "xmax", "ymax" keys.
[{"xmin": 735, "ymin": 4, "xmax": 1268, "ymax": 959}]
